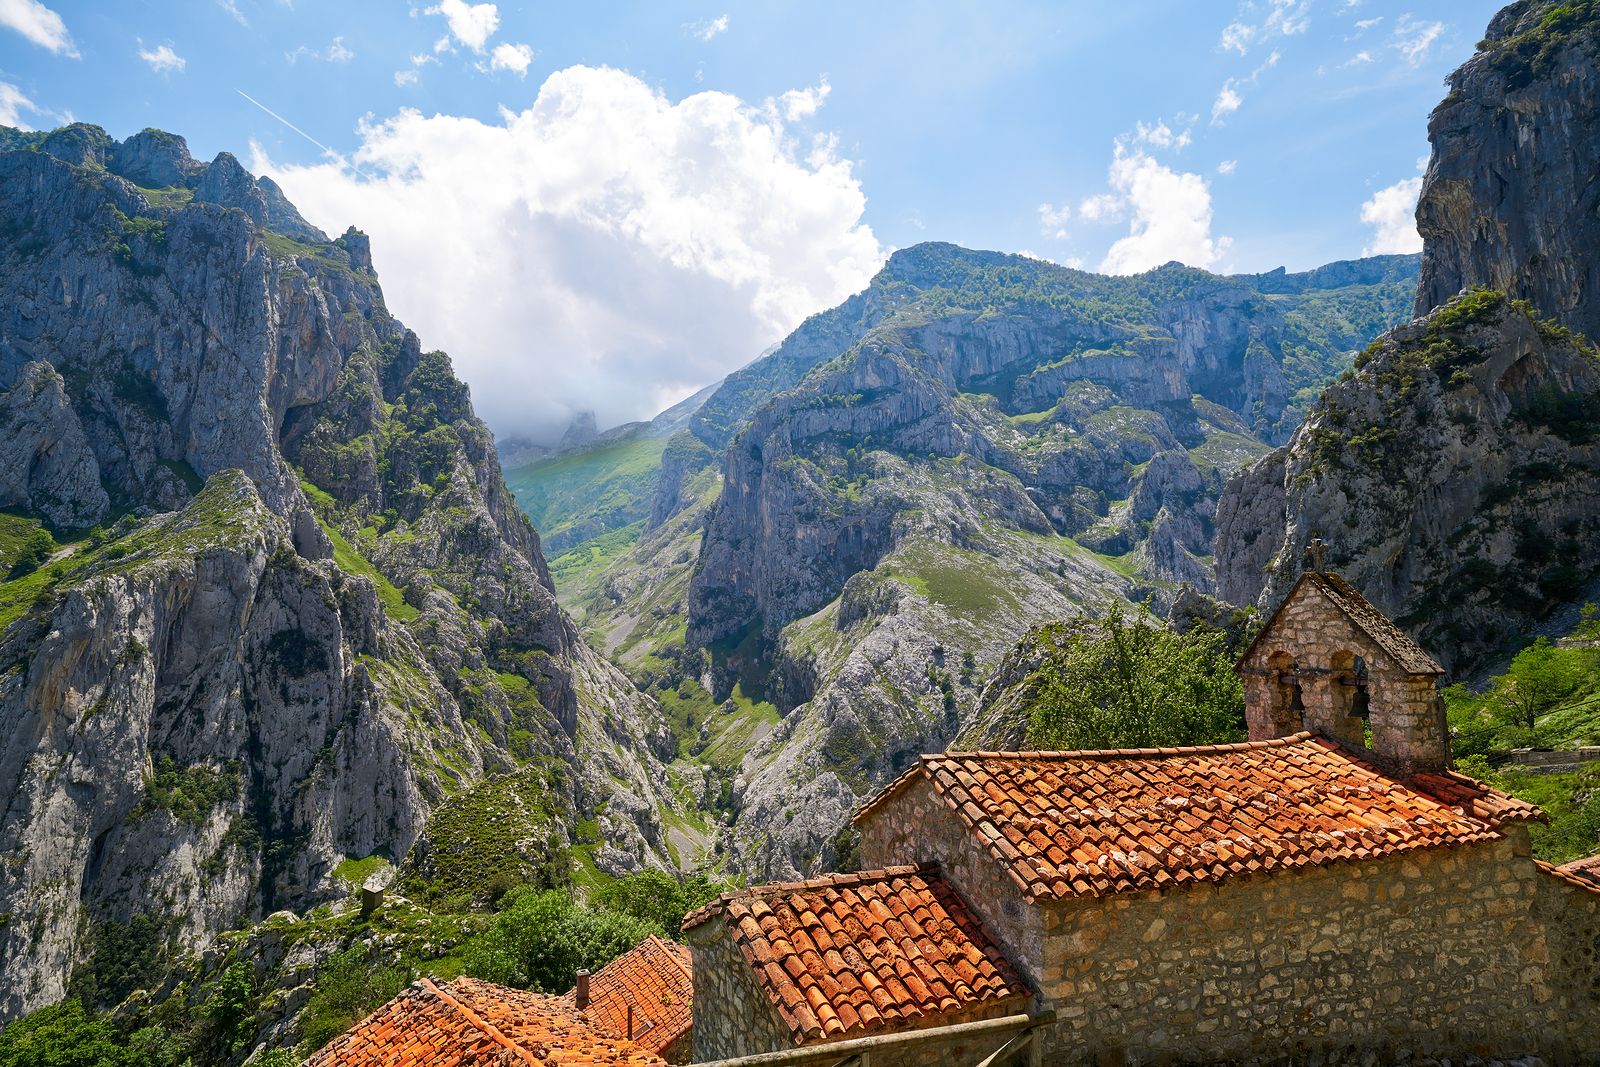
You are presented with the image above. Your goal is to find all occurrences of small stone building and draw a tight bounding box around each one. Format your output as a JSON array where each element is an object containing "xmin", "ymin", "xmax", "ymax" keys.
[
  {"xmin": 562, "ymin": 935, "xmax": 695, "ymax": 1063},
  {"xmin": 681, "ymin": 865, "xmax": 1030, "ymax": 1063},
  {"xmin": 687, "ymin": 569, "xmax": 1600, "ymax": 1064}
]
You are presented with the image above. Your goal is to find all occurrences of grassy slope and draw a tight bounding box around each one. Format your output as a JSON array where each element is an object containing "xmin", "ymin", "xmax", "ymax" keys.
[{"xmin": 503, "ymin": 434, "xmax": 668, "ymax": 592}]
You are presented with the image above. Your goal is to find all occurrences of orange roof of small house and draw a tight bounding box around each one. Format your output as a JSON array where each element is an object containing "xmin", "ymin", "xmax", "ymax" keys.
[
  {"xmin": 305, "ymin": 975, "xmax": 666, "ymax": 1067},
  {"xmin": 853, "ymin": 733, "xmax": 1541, "ymax": 902},
  {"xmin": 559, "ymin": 936, "xmax": 693, "ymax": 1055},
  {"xmin": 1239, "ymin": 570, "xmax": 1444, "ymax": 675},
  {"xmin": 1545, "ymin": 852, "xmax": 1600, "ymax": 892},
  {"xmin": 680, "ymin": 865, "xmax": 1027, "ymax": 1045}
]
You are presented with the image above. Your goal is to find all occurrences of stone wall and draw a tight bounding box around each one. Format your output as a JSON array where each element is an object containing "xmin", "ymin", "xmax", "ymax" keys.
[
  {"xmin": 1031, "ymin": 829, "xmax": 1599, "ymax": 1065},
  {"xmin": 858, "ymin": 776, "xmax": 1044, "ymax": 989},
  {"xmin": 1241, "ymin": 583, "xmax": 1448, "ymax": 774},
  {"xmin": 681, "ymin": 917, "xmax": 792, "ymax": 1061}
]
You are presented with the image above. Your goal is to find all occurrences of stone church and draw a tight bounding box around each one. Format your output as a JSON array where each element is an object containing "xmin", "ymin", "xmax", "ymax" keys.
[{"xmin": 684, "ymin": 569, "xmax": 1600, "ymax": 1065}]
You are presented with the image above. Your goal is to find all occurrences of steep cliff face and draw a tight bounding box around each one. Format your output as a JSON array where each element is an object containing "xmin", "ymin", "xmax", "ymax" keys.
[
  {"xmin": 529, "ymin": 244, "xmax": 1415, "ymax": 881},
  {"xmin": 1216, "ymin": 291, "xmax": 1600, "ymax": 672},
  {"xmin": 1219, "ymin": 1, "xmax": 1600, "ymax": 673},
  {"xmin": 0, "ymin": 125, "xmax": 674, "ymax": 1020},
  {"xmin": 1415, "ymin": 1, "xmax": 1600, "ymax": 335}
]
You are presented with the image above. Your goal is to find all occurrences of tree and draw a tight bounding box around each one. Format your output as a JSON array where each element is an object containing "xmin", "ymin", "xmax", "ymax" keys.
[
  {"xmin": 462, "ymin": 889, "xmax": 659, "ymax": 993},
  {"xmin": 592, "ymin": 870, "xmax": 727, "ymax": 934},
  {"xmin": 1024, "ymin": 605, "xmax": 1244, "ymax": 750},
  {"xmin": 1494, "ymin": 637, "xmax": 1584, "ymax": 733}
]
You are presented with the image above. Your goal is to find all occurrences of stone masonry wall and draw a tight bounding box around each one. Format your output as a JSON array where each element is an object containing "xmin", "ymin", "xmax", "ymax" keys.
[
  {"xmin": 1033, "ymin": 829, "xmax": 1599, "ymax": 1065},
  {"xmin": 681, "ymin": 918, "xmax": 792, "ymax": 1061},
  {"xmin": 1241, "ymin": 584, "xmax": 1448, "ymax": 774},
  {"xmin": 858, "ymin": 776, "xmax": 1044, "ymax": 990}
]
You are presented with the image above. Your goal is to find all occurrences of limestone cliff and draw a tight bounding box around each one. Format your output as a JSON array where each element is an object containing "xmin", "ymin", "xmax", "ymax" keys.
[
  {"xmin": 1215, "ymin": 292, "xmax": 1600, "ymax": 673},
  {"xmin": 0, "ymin": 125, "xmax": 675, "ymax": 1021},
  {"xmin": 1218, "ymin": 1, "xmax": 1600, "ymax": 673},
  {"xmin": 544, "ymin": 244, "xmax": 1416, "ymax": 880},
  {"xmin": 1415, "ymin": 1, "xmax": 1600, "ymax": 336}
]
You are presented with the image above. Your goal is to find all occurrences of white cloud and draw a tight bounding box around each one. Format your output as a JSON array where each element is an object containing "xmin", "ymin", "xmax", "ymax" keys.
[
  {"xmin": 138, "ymin": 43, "xmax": 186, "ymax": 74},
  {"xmin": 485, "ymin": 41, "xmax": 534, "ymax": 76},
  {"xmin": 1219, "ymin": 22, "xmax": 1255, "ymax": 54},
  {"xmin": 287, "ymin": 36, "xmax": 353, "ymax": 64},
  {"xmin": 777, "ymin": 80, "xmax": 830, "ymax": 121},
  {"xmin": 427, "ymin": 0, "xmax": 498, "ymax": 53},
  {"xmin": 0, "ymin": 80, "xmax": 39, "ymax": 128},
  {"xmin": 1037, "ymin": 202, "xmax": 1070, "ymax": 240},
  {"xmin": 691, "ymin": 14, "xmax": 729, "ymax": 42},
  {"xmin": 1217, "ymin": 159, "xmax": 1237, "ymax": 174},
  {"xmin": 1134, "ymin": 119, "xmax": 1191, "ymax": 150},
  {"xmin": 1345, "ymin": 49, "xmax": 1374, "ymax": 65},
  {"xmin": 0, "ymin": 0, "xmax": 76, "ymax": 56},
  {"xmin": 257, "ymin": 65, "xmax": 884, "ymax": 439},
  {"xmin": 1394, "ymin": 15, "xmax": 1444, "ymax": 66},
  {"xmin": 1354, "ymin": 16, "xmax": 1383, "ymax": 32},
  {"xmin": 1077, "ymin": 192, "xmax": 1123, "ymax": 222},
  {"xmin": 1265, "ymin": 0, "xmax": 1311, "ymax": 36},
  {"xmin": 218, "ymin": 0, "xmax": 248, "ymax": 26},
  {"xmin": 1360, "ymin": 172, "xmax": 1424, "ymax": 255},
  {"xmin": 1211, "ymin": 82, "xmax": 1242, "ymax": 124},
  {"xmin": 1094, "ymin": 145, "xmax": 1231, "ymax": 275},
  {"xmin": 395, "ymin": 52, "xmax": 436, "ymax": 86}
]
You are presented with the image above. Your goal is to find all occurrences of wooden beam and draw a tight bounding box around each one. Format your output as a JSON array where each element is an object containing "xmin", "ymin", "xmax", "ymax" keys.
[{"xmin": 971, "ymin": 1027, "xmax": 1034, "ymax": 1067}]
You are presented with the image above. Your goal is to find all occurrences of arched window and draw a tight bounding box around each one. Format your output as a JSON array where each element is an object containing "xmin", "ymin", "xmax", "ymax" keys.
[
  {"xmin": 1268, "ymin": 651, "xmax": 1304, "ymax": 730},
  {"xmin": 1332, "ymin": 651, "xmax": 1370, "ymax": 720}
]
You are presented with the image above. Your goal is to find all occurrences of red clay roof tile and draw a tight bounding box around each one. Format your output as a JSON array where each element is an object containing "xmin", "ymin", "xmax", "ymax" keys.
[
  {"xmin": 1546, "ymin": 853, "xmax": 1600, "ymax": 892},
  {"xmin": 681, "ymin": 866, "xmax": 1027, "ymax": 1044},
  {"xmin": 557, "ymin": 936, "xmax": 693, "ymax": 1056},
  {"xmin": 305, "ymin": 976, "xmax": 667, "ymax": 1067},
  {"xmin": 854, "ymin": 733, "xmax": 1542, "ymax": 902}
]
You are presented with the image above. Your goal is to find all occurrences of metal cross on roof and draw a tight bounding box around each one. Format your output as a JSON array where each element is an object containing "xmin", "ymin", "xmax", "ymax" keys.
[{"xmin": 1308, "ymin": 536, "xmax": 1328, "ymax": 572}]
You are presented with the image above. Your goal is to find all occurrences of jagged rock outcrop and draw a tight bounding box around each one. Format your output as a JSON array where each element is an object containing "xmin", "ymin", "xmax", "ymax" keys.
[
  {"xmin": 1216, "ymin": 292, "xmax": 1600, "ymax": 671},
  {"xmin": 0, "ymin": 125, "xmax": 677, "ymax": 1023},
  {"xmin": 1219, "ymin": 1, "xmax": 1600, "ymax": 674},
  {"xmin": 1415, "ymin": 1, "xmax": 1600, "ymax": 336},
  {"xmin": 649, "ymin": 245, "xmax": 1418, "ymax": 879}
]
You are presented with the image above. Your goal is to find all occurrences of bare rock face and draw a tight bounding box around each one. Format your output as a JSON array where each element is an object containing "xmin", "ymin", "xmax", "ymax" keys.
[
  {"xmin": 0, "ymin": 126, "xmax": 677, "ymax": 1021},
  {"xmin": 1219, "ymin": 1, "xmax": 1600, "ymax": 674},
  {"xmin": 1215, "ymin": 293, "xmax": 1600, "ymax": 672},
  {"xmin": 1415, "ymin": 2, "xmax": 1600, "ymax": 336}
]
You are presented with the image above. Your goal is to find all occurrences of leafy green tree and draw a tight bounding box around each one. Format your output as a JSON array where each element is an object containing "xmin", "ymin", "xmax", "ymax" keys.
[
  {"xmin": 1024, "ymin": 605, "xmax": 1244, "ymax": 750},
  {"xmin": 298, "ymin": 948, "xmax": 411, "ymax": 1055},
  {"xmin": 462, "ymin": 889, "xmax": 659, "ymax": 993},
  {"xmin": 1493, "ymin": 637, "xmax": 1585, "ymax": 734},
  {"xmin": 592, "ymin": 870, "xmax": 728, "ymax": 934},
  {"xmin": 0, "ymin": 1000, "xmax": 180, "ymax": 1067}
]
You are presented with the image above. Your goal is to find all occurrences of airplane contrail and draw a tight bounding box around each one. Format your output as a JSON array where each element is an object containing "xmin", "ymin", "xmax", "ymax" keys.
[{"xmin": 235, "ymin": 89, "xmax": 338, "ymax": 158}]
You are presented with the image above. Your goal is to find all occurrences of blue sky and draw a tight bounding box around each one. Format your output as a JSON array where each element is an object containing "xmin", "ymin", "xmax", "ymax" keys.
[{"xmin": 0, "ymin": 0, "xmax": 1501, "ymax": 435}]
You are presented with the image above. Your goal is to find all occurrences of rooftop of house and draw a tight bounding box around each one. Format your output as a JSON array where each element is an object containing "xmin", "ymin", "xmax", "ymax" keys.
[
  {"xmin": 304, "ymin": 975, "xmax": 666, "ymax": 1067},
  {"xmin": 1546, "ymin": 852, "xmax": 1600, "ymax": 891},
  {"xmin": 559, "ymin": 935, "xmax": 693, "ymax": 1056},
  {"xmin": 680, "ymin": 864, "xmax": 1028, "ymax": 1044},
  {"xmin": 854, "ymin": 732, "xmax": 1541, "ymax": 902},
  {"xmin": 1239, "ymin": 570, "xmax": 1445, "ymax": 675}
]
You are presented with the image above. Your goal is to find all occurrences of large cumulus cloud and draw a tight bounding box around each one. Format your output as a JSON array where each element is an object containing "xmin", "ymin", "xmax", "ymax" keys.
[{"xmin": 257, "ymin": 65, "xmax": 884, "ymax": 438}]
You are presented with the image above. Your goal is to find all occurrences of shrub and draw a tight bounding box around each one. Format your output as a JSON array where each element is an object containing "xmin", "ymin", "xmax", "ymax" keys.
[{"xmin": 461, "ymin": 889, "xmax": 660, "ymax": 993}]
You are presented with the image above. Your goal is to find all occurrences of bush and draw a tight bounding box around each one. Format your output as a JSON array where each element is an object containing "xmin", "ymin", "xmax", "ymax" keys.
[
  {"xmin": 0, "ymin": 999, "xmax": 176, "ymax": 1067},
  {"xmin": 1024, "ymin": 605, "xmax": 1245, "ymax": 750},
  {"xmin": 461, "ymin": 889, "xmax": 659, "ymax": 993},
  {"xmin": 298, "ymin": 948, "xmax": 412, "ymax": 1054},
  {"xmin": 592, "ymin": 870, "xmax": 728, "ymax": 934}
]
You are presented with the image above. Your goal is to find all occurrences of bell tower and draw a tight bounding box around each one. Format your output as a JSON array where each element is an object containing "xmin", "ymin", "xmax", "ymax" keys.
[{"xmin": 1236, "ymin": 555, "xmax": 1450, "ymax": 776}]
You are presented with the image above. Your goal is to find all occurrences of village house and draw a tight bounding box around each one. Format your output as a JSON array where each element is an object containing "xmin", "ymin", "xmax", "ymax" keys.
[
  {"xmin": 305, "ymin": 975, "xmax": 667, "ymax": 1066},
  {"xmin": 684, "ymin": 568, "xmax": 1600, "ymax": 1065},
  {"xmin": 563, "ymin": 935, "xmax": 696, "ymax": 1063}
]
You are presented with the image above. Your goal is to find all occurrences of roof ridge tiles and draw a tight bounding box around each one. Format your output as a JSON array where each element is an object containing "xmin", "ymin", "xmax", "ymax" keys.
[
  {"xmin": 682, "ymin": 864, "xmax": 936, "ymax": 931},
  {"xmin": 425, "ymin": 978, "xmax": 541, "ymax": 1067}
]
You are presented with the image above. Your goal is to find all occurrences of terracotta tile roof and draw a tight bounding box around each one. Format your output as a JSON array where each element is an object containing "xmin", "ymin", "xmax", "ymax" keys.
[
  {"xmin": 1240, "ymin": 571, "xmax": 1444, "ymax": 675},
  {"xmin": 853, "ymin": 733, "xmax": 1542, "ymax": 902},
  {"xmin": 1546, "ymin": 853, "xmax": 1600, "ymax": 892},
  {"xmin": 559, "ymin": 937, "xmax": 693, "ymax": 1055},
  {"xmin": 681, "ymin": 865, "xmax": 1028, "ymax": 1044},
  {"xmin": 305, "ymin": 975, "xmax": 667, "ymax": 1067}
]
